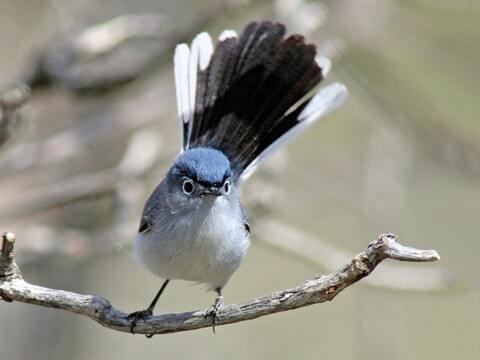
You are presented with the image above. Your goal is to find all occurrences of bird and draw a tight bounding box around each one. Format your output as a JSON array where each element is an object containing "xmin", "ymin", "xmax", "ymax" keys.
[{"xmin": 128, "ymin": 20, "xmax": 348, "ymax": 333}]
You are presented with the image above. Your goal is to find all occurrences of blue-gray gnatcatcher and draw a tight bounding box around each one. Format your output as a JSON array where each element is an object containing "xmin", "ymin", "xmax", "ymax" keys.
[{"xmin": 129, "ymin": 21, "xmax": 348, "ymax": 331}]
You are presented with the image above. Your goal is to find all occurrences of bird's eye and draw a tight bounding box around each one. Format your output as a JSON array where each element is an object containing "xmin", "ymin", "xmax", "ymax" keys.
[
  {"xmin": 224, "ymin": 180, "xmax": 230, "ymax": 194},
  {"xmin": 182, "ymin": 180, "xmax": 194, "ymax": 194}
]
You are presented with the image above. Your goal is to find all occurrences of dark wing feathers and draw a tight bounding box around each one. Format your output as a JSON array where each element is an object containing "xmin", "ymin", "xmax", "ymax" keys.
[{"xmin": 175, "ymin": 20, "xmax": 347, "ymax": 180}]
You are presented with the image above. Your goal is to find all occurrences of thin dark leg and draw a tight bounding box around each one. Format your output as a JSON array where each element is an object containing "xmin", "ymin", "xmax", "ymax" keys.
[
  {"xmin": 205, "ymin": 287, "xmax": 224, "ymax": 334},
  {"xmin": 146, "ymin": 279, "xmax": 170, "ymax": 312},
  {"xmin": 128, "ymin": 279, "xmax": 170, "ymax": 335}
]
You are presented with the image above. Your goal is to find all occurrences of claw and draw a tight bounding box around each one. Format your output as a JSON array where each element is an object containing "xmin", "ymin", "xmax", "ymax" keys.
[
  {"xmin": 127, "ymin": 309, "xmax": 153, "ymax": 334},
  {"xmin": 127, "ymin": 280, "xmax": 169, "ymax": 337},
  {"xmin": 204, "ymin": 295, "xmax": 224, "ymax": 333}
]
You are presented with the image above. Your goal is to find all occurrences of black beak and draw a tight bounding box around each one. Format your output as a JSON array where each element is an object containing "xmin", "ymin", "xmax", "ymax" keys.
[{"xmin": 203, "ymin": 187, "xmax": 223, "ymax": 196}]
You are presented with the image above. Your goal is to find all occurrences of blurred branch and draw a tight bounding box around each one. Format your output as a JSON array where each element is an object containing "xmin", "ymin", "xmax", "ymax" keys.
[
  {"xmin": 72, "ymin": 14, "xmax": 168, "ymax": 59},
  {"xmin": 1, "ymin": 129, "xmax": 162, "ymax": 266},
  {"xmin": 25, "ymin": 14, "xmax": 170, "ymax": 91},
  {"xmin": 0, "ymin": 128, "xmax": 166, "ymax": 221},
  {"xmin": 0, "ymin": 88, "xmax": 169, "ymax": 177},
  {"xmin": 0, "ymin": 85, "xmax": 30, "ymax": 150},
  {"xmin": 0, "ymin": 232, "xmax": 440, "ymax": 335},
  {"xmin": 23, "ymin": 1, "xmax": 256, "ymax": 92},
  {"xmin": 0, "ymin": 168, "xmax": 119, "ymax": 220}
]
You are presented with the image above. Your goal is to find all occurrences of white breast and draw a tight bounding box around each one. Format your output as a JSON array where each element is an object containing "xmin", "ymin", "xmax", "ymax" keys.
[{"xmin": 134, "ymin": 196, "xmax": 250, "ymax": 290}]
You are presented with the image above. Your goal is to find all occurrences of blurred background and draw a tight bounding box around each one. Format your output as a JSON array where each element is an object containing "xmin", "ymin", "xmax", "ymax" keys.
[{"xmin": 0, "ymin": 0, "xmax": 479, "ymax": 359}]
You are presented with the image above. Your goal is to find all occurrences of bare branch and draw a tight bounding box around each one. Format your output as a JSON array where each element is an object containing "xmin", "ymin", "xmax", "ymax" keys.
[{"xmin": 0, "ymin": 232, "xmax": 440, "ymax": 335}]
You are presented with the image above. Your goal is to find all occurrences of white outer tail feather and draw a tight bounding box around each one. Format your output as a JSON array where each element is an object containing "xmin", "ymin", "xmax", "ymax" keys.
[
  {"xmin": 174, "ymin": 44, "xmax": 190, "ymax": 151},
  {"xmin": 175, "ymin": 33, "xmax": 214, "ymax": 151}
]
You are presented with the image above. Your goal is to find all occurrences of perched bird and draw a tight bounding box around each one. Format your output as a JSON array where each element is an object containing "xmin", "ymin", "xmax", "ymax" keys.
[{"xmin": 129, "ymin": 20, "xmax": 348, "ymax": 332}]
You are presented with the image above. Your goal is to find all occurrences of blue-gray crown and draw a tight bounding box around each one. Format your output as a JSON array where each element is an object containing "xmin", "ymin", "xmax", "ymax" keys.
[{"xmin": 172, "ymin": 147, "xmax": 232, "ymax": 186}]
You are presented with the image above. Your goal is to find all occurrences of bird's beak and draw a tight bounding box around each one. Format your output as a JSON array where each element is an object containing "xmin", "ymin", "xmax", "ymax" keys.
[{"xmin": 203, "ymin": 187, "xmax": 223, "ymax": 196}]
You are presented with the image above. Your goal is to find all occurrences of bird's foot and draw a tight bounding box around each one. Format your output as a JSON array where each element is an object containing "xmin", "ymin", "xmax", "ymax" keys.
[
  {"xmin": 204, "ymin": 295, "xmax": 224, "ymax": 334},
  {"xmin": 127, "ymin": 309, "xmax": 153, "ymax": 335}
]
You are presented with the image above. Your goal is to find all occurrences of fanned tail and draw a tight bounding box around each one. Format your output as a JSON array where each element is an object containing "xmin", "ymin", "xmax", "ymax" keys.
[{"xmin": 174, "ymin": 21, "xmax": 348, "ymax": 181}]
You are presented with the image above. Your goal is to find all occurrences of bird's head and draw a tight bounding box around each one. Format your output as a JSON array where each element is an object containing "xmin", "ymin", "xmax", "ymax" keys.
[{"xmin": 167, "ymin": 147, "xmax": 233, "ymax": 206}]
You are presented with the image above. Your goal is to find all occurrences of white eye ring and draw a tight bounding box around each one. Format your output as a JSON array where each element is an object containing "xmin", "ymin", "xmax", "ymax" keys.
[
  {"xmin": 182, "ymin": 179, "xmax": 194, "ymax": 194},
  {"xmin": 223, "ymin": 180, "xmax": 230, "ymax": 194}
]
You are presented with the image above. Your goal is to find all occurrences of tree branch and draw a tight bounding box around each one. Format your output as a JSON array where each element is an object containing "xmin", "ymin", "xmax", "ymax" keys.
[{"xmin": 0, "ymin": 232, "xmax": 440, "ymax": 335}]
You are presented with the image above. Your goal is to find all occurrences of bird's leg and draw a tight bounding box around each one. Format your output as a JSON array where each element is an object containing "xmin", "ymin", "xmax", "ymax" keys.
[
  {"xmin": 204, "ymin": 287, "xmax": 224, "ymax": 333},
  {"xmin": 127, "ymin": 279, "xmax": 170, "ymax": 336}
]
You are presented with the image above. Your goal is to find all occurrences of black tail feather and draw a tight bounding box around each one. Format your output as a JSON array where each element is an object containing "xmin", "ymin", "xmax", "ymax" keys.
[{"xmin": 189, "ymin": 21, "xmax": 324, "ymax": 175}]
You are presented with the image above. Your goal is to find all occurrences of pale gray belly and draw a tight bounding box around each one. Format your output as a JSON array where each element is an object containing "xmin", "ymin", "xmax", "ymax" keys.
[{"xmin": 133, "ymin": 197, "xmax": 250, "ymax": 289}]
